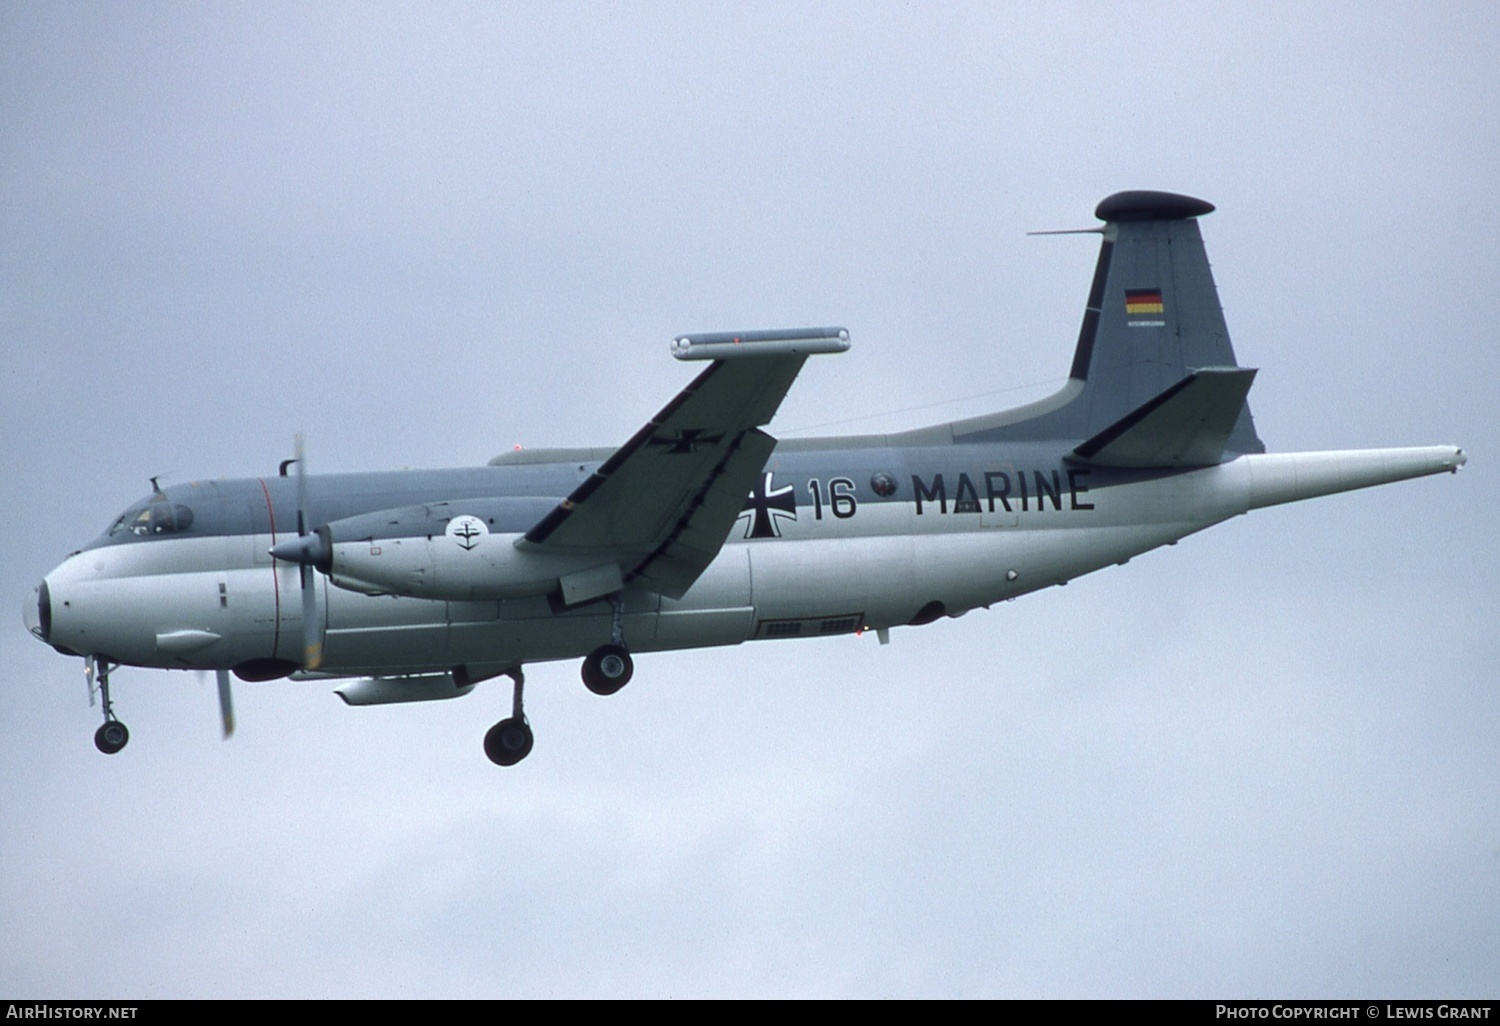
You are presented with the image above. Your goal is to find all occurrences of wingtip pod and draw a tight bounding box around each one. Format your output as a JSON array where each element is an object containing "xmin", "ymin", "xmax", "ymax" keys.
[
  {"xmin": 1244, "ymin": 446, "xmax": 1467, "ymax": 510},
  {"xmin": 671, "ymin": 326, "xmax": 850, "ymax": 361}
]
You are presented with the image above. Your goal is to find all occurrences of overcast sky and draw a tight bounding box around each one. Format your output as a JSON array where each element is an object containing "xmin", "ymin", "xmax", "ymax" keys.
[{"xmin": 2, "ymin": 2, "xmax": 1496, "ymax": 998}]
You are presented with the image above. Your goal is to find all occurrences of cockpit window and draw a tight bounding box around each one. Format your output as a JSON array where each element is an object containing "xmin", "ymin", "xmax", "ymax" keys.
[{"xmin": 109, "ymin": 501, "xmax": 195, "ymax": 537}]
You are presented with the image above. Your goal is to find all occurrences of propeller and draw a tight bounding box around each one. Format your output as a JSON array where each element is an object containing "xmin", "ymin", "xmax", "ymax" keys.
[
  {"xmin": 290, "ymin": 434, "xmax": 324, "ymax": 670},
  {"xmin": 267, "ymin": 435, "xmax": 330, "ymax": 668},
  {"xmin": 212, "ymin": 668, "xmax": 235, "ymax": 738},
  {"xmin": 216, "ymin": 669, "xmax": 235, "ymax": 738}
]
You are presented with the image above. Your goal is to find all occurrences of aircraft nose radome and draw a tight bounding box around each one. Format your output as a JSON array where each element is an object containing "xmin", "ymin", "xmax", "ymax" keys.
[{"xmin": 22, "ymin": 581, "xmax": 47, "ymax": 644}]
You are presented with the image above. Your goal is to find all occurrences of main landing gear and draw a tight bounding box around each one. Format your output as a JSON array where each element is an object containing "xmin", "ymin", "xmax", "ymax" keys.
[
  {"xmin": 582, "ymin": 643, "xmax": 633, "ymax": 695},
  {"xmin": 484, "ymin": 668, "xmax": 533, "ymax": 767},
  {"xmin": 89, "ymin": 658, "xmax": 129, "ymax": 755},
  {"xmin": 483, "ymin": 596, "xmax": 637, "ymax": 768},
  {"xmin": 581, "ymin": 594, "xmax": 634, "ymax": 696}
]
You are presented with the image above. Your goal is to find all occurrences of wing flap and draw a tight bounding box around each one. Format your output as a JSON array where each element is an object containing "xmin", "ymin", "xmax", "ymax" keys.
[{"xmin": 628, "ymin": 428, "xmax": 777, "ymax": 598}]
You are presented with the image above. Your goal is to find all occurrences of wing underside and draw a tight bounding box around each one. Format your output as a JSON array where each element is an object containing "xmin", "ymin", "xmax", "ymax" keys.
[{"xmin": 520, "ymin": 333, "xmax": 839, "ymax": 602}]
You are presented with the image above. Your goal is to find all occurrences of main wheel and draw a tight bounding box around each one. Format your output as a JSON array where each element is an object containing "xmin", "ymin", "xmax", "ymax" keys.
[
  {"xmin": 582, "ymin": 643, "xmax": 633, "ymax": 696},
  {"xmin": 484, "ymin": 717, "xmax": 534, "ymax": 766},
  {"xmin": 94, "ymin": 720, "xmax": 129, "ymax": 755}
]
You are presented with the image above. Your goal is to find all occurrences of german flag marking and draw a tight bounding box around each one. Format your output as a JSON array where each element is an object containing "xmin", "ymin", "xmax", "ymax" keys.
[{"xmin": 1125, "ymin": 288, "xmax": 1164, "ymax": 315}]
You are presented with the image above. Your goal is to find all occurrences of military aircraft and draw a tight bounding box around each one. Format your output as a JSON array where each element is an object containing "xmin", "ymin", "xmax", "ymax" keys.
[{"xmin": 23, "ymin": 190, "xmax": 1466, "ymax": 767}]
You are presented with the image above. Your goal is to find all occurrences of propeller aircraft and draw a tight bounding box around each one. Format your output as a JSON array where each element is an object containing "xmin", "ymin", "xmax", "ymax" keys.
[{"xmin": 23, "ymin": 191, "xmax": 1467, "ymax": 766}]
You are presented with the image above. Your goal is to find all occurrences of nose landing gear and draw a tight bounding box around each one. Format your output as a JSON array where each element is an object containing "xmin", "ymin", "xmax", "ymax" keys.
[
  {"xmin": 88, "ymin": 657, "xmax": 129, "ymax": 755},
  {"xmin": 94, "ymin": 719, "xmax": 129, "ymax": 755},
  {"xmin": 484, "ymin": 717, "xmax": 533, "ymax": 766},
  {"xmin": 484, "ymin": 667, "xmax": 533, "ymax": 767}
]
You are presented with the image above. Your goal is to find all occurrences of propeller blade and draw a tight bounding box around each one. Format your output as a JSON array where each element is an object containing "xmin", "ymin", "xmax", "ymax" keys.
[
  {"xmin": 293, "ymin": 433, "xmax": 323, "ymax": 670},
  {"xmin": 216, "ymin": 668, "xmax": 235, "ymax": 739},
  {"xmin": 294, "ymin": 432, "xmax": 308, "ymax": 536},
  {"xmin": 301, "ymin": 563, "xmax": 323, "ymax": 670}
]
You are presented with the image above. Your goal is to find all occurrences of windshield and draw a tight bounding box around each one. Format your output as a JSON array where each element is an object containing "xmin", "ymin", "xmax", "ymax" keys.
[{"xmin": 108, "ymin": 500, "xmax": 195, "ymax": 537}]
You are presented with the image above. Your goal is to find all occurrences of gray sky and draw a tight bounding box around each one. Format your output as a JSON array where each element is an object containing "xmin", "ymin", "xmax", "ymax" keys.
[{"xmin": 2, "ymin": 2, "xmax": 1496, "ymax": 998}]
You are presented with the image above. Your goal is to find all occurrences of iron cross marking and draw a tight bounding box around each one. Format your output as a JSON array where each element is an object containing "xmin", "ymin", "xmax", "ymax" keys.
[
  {"xmin": 739, "ymin": 472, "xmax": 797, "ymax": 539},
  {"xmin": 648, "ymin": 428, "xmax": 724, "ymax": 455}
]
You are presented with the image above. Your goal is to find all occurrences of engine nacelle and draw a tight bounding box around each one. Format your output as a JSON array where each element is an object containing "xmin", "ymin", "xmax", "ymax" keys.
[
  {"xmin": 279, "ymin": 496, "xmax": 624, "ymax": 603},
  {"xmin": 326, "ymin": 522, "xmax": 618, "ymax": 601},
  {"xmin": 274, "ymin": 496, "xmax": 627, "ymax": 603}
]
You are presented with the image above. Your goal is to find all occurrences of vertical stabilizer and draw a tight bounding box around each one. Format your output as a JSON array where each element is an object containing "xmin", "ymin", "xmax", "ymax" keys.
[{"xmin": 954, "ymin": 191, "xmax": 1264, "ymax": 456}]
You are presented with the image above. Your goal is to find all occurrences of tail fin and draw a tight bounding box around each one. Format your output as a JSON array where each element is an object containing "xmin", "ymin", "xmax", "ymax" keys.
[{"xmin": 952, "ymin": 190, "xmax": 1265, "ymax": 457}]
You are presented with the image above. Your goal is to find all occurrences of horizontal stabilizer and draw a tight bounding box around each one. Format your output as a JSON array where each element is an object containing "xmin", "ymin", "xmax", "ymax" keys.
[{"xmin": 1069, "ymin": 367, "xmax": 1258, "ymax": 468}]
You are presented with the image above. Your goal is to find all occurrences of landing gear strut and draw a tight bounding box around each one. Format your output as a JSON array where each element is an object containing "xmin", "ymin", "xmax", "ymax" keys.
[
  {"xmin": 484, "ymin": 668, "xmax": 533, "ymax": 767},
  {"xmin": 582, "ymin": 595, "xmax": 633, "ymax": 696},
  {"xmin": 89, "ymin": 658, "xmax": 129, "ymax": 755}
]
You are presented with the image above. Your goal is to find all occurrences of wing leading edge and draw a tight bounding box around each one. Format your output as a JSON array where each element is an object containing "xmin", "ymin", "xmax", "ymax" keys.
[{"xmin": 520, "ymin": 328, "xmax": 849, "ymax": 602}]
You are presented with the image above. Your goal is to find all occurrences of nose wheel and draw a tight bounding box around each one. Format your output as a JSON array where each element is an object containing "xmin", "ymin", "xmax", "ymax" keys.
[
  {"xmin": 484, "ymin": 668, "xmax": 533, "ymax": 767},
  {"xmin": 484, "ymin": 717, "xmax": 533, "ymax": 766},
  {"xmin": 94, "ymin": 719, "xmax": 129, "ymax": 755},
  {"xmin": 88, "ymin": 657, "xmax": 129, "ymax": 755}
]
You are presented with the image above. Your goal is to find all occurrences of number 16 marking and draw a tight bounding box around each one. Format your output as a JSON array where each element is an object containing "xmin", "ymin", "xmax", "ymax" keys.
[{"xmin": 807, "ymin": 478, "xmax": 857, "ymax": 520}]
